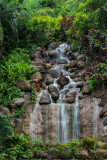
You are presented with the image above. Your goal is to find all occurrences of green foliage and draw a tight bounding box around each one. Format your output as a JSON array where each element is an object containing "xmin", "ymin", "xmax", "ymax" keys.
[
  {"xmin": 80, "ymin": 137, "xmax": 97, "ymax": 153},
  {"xmin": 0, "ymin": 115, "xmax": 12, "ymax": 148},
  {"xmin": 0, "ymin": 86, "xmax": 22, "ymax": 108},
  {"xmin": 27, "ymin": 15, "xmax": 62, "ymax": 44},
  {"xmin": 88, "ymin": 62, "xmax": 107, "ymax": 91},
  {"xmin": 30, "ymin": 86, "xmax": 36, "ymax": 104},
  {"xmin": 0, "ymin": 48, "xmax": 37, "ymax": 108}
]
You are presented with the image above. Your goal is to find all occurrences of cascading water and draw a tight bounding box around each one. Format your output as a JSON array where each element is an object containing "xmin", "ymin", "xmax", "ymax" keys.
[{"xmin": 30, "ymin": 43, "xmax": 80, "ymax": 143}]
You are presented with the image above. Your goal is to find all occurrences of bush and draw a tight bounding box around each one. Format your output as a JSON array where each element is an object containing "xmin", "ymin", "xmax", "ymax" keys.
[
  {"xmin": 80, "ymin": 137, "xmax": 97, "ymax": 153},
  {"xmin": 0, "ymin": 48, "xmax": 37, "ymax": 108}
]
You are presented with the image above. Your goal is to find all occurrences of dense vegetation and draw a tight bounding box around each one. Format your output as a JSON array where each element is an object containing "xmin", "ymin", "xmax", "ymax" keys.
[{"xmin": 0, "ymin": 0, "xmax": 107, "ymax": 159}]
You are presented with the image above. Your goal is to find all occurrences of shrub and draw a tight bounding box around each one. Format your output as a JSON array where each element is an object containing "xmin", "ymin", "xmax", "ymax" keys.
[{"xmin": 80, "ymin": 137, "xmax": 97, "ymax": 153}]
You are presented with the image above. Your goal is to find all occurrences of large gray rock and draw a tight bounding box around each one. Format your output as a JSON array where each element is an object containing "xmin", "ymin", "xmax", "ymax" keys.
[
  {"xmin": 14, "ymin": 78, "xmax": 31, "ymax": 91},
  {"xmin": 49, "ymin": 69, "xmax": 61, "ymax": 78},
  {"xmin": 99, "ymin": 104, "xmax": 107, "ymax": 117},
  {"xmin": 48, "ymin": 50, "xmax": 58, "ymax": 58},
  {"xmin": 48, "ymin": 84, "xmax": 59, "ymax": 101},
  {"xmin": 100, "ymin": 95, "xmax": 107, "ymax": 107},
  {"xmin": 92, "ymin": 87, "xmax": 107, "ymax": 98},
  {"xmin": 49, "ymin": 42, "xmax": 59, "ymax": 50},
  {"xmin": 45, "ymin": 75, "xmax": 54, "ymax": 85},
  {"xmin": 65, "ymin": 91, "xmax": 77, "ymax": 98},
  {"xmin": 39, "ymin": 92, "xmax": 51, "ymax": 104},
  {"xmin": 57, "ymin": 58, "xmax": 68, "ymax": 64},
  {"xmin": 57, "ymin": 76, "xmax": 69, "ymax": 88}
]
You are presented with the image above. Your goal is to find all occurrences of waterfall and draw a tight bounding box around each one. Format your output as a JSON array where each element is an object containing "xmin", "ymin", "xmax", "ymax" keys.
[{"xmin": 30, "ymin": 43, "xmax": 80, "ymax": 143}]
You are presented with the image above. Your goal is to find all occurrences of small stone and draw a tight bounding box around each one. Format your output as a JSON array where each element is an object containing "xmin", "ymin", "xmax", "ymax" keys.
[
  {"xmin": 0, "ymin": 107, "xmax": 10, "ymax": 115},
  {"xmin": 82, "ymin": 84, "xmax": 90, "ymax": 94},
  {"xmin": 65, "ymin": 91, "xmax": 77, "ymax": 98},
  {"xmin": 77, "ymin": 60, "xmax": 85, "ymax": 68},
  {"xmin": 49, "ymin": 42, "xmax": 59, "ymax": 50},
  {"xmin": 45, "ymin": 64, "xmax": 52, "ymax": 69}
]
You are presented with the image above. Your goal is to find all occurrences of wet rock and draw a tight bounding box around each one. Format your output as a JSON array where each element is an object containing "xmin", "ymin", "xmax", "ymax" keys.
[
  {"xmin": 57, "ymin": 76, "xmax": 69, "ymax": 88},
  {"xmin": 37, "ymin": 66, "xmax": 45, "ymax": 73},
  {"xmin": 69, "ymin": 81, "xmax": 83, "ymax": 88},
  {"xmin": 92, "ymin": 87, "xmax": 107, "ymax": 98},
  {"xmin": 61, "ymin": 71, "xmax": 69, "ymax": 76},
  {"xmin": 14, "ymin": 78, "xmax": 31, "ymax": 91},
  {"xmin": 70, "ymin": 61, "xmax": 77, "ymax": 67},
  {"xmin": 75, "ymin": 81, "xmax": 83, "ymax": 88},
  {"xmin": 70, "ymin": 73, "xmax": 76, "ymax": 79},
  {"xmin": 73, "ymin": 78, "xmax": 80, "ymax": 82},
  {"xmin": 39, "ymin": 92, "xmax": 51, "ymax": 104},
  {"xmin": 45, "ymin": 64, "xmax": 52, "ymax": 69},
  {"xmin": 48, "ymin": 50, "xmax": 58, "ymax": 57},
  {"xmin": 61, "ymin": 89, "xmax": 70, "ymax": 95},
  {"xmin": 78, "ymin": 93, "xmax": 87, "ymax": 100},
  {"xmin": 77, "ymin": 60, "xmax": 85, "ymax": 68},
  {"xmin": 48, "ymin": 84, "xmax": 59, "ymax": 101},
  {"xmin": 103, "ymin": 118, "xmax": 107, "ymax": 126},
  {"xmin": 57, "ymin": 58, "xmax": 68, "ymax": 64},
  {"xmin": 100, "ymin": 95, "xmax": 107, "ymax": 107},
  {"xmin": 82, "ymin": 84, "xmax": 90, "ymax": 94},
  {"xmin": 31, "ymin": 72, "xmax": 42, "ymax": 83},
  {"xmin": 65, "ymin": 91, "xmax": 77, "ymax": 98},
  {"xmin": 0, "ymin": 107, "xmax": 10, "ymax": 115},
  {"xmin": 64, "ymin": 46, "xmax": 70, "ymax": 53},
  {"xmin": 49, "ymin": 42, "xmax": 59, "ymax": 50},
  {"xmin": 32, "ymin": 58, "xmax": 44, "ymax": 66},
  {"xmin": 45, "ymin": 75, "xmax": 54, "ymax": 85},
  {"xmin": 9, "ymin": 98, "xmax": 25, "ymax": 109},
  {"xmin": 29, "ymin": 52, "xmax": 42, "ymax": 60},
  {"xmin": 62, "ymin": 97, "xmax": 75, "ymax": 103},
  {"xmin": 49, "ymin": 69, "xmax": 61, "ymax": 78},
  {"xmin": 99, "ymin": 104, "xmax": 107, "ymax": 117}
]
